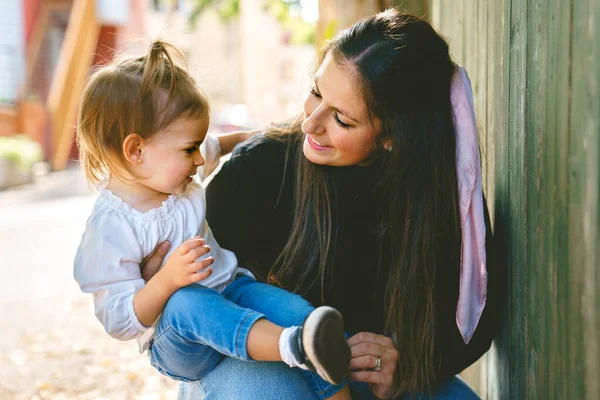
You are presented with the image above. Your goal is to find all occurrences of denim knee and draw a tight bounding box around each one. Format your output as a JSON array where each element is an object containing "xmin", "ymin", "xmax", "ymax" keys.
[
  {"xmin": 178, "ymin": 357, "xmax": 320, "ymax": 400},
  {"xmin": 149, "ymin": 326, "xmax": 223, "ymax": 383},
  {"xmin": 160, "ymin": 285, "xmax": 216, "ymax": 327}
]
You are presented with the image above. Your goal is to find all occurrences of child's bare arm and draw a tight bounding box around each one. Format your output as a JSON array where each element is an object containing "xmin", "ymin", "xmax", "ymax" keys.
[
  {"xmin": 217, "ymin": 131, "xmax": 260, "ymax": 155},
  {"xmin": 133, "ymin": 237, "xmax": 214, "ymax": 326}
]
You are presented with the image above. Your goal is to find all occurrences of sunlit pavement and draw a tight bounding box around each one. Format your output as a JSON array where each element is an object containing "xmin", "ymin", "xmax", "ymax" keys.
[{"xmin": 0, "ymin": 167, "xmax": 178, "ymax": 399}]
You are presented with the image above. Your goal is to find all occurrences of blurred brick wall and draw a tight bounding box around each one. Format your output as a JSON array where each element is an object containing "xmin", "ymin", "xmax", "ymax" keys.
[
  {"xmin": 23, "ymin": 0, "xmax": 42, "ymax": 45},
  {"xmin": 0, "ymin": 107, "xmax": 17, "ymax": 137}
]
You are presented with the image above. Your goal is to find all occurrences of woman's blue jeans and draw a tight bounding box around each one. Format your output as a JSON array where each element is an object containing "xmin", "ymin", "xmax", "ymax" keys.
[
  {"xmin": 178, "ymin": 362, "xmax": 480, "ymax": 400},
  {"xmin": 148, "ymin": 276, "xmax": 345, "ymax": 399}
]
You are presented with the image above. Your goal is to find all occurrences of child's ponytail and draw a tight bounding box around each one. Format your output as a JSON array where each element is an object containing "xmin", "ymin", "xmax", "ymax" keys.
[{"xmin": 139, "ymin": 41, "xmax": 179, "ymax": 102}]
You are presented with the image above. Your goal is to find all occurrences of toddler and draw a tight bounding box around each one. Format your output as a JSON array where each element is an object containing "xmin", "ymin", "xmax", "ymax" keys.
[{"xmin": 73, "ymin": 41, "xmax": 351, "ymax": 399}]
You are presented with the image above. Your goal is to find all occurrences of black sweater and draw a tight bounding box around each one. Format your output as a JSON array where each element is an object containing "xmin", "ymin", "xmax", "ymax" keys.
[{"xmin": 206, "ymin": 135, "xmax": 503, "ymax": 386}]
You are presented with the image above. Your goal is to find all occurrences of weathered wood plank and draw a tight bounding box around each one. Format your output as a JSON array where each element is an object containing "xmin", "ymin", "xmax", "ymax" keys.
[
  {"xmin": 485, "ymin": 1, "xmax": 511, "ymax": 399},
  {"xmin": 506, "ymin": 0, "xmax": 528, "ymax": 398},
  {"xmin": 443, "ymin": 0, "xmax": 464, "ymax": 63},
  {"xmin": 389, "ymin": 0, "xmax": 428, "ymax": 17},
  {"xmin": 525, "ymin": 0, "xmax": 549, "ymax": 396},
  {"xmin": 544, "ymin": 0, "xmax": 571, "ymax": 397},
  {"xmin": 568, "ymin": 0, "xmax": 599, "ymax": 398},
  {"xmin": 477, "ymin": 0, "xmax": 489, "ymax": 197},
  {"xmin": 428, "ymin": 0, "xmax": 441, "ymax": 30}
]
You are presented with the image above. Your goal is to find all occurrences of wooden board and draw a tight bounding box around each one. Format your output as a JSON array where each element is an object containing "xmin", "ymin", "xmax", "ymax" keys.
[{"xmin": 429, "ymin": 0, "xmax": 599, "ymax": 397}]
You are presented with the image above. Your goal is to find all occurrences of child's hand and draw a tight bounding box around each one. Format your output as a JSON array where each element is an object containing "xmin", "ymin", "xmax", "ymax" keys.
[{"xmin": 160, "ymin": 237, "xmax": 214, "ymax": 289}]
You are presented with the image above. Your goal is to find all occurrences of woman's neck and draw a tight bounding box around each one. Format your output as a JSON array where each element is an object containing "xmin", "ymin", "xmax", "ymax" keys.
[{"xmin": 106, "ymin": 176, "xmax": 169, "ymax": 213}]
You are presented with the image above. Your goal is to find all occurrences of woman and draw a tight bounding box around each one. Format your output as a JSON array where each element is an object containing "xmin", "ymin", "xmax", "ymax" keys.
[{"xmin": 144, "ymin": 9, "xmax": 501, "ymax": 399}]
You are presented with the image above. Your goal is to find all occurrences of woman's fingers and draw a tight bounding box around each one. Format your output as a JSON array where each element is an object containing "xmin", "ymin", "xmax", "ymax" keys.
[
  {"xmin": 349, "ymin": 355, "xmax": 380, "ymax": 371},
  {"xmin": 141, "ymin": 241, "xmax": 171, "ymax": 281},
  {"xmin": 347, "ymin": 370, "xmax": 382, "ymax": 384},
  {"xmin": 346, "ymin": 332, "xmax": 400, "ymax": 397},
  {"xmin": 348, "ymin": 331, "xmax": 394, "ymax": 347},
  {"xmin": 348, "ymin": 355, "xmax": 396, "ymax": 386},
  {"xmin": 350, "ymin": 342, "xmax": 385, "ymax": 358},
  {"xmin": 347, "ymin": 331, "xmax": 400, "ymax": 394}
]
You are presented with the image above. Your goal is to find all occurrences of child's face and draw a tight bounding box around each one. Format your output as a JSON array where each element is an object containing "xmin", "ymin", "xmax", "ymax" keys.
[{"xmin": 138, "ymin": 115, "xmax": 209, "ymax": 195}]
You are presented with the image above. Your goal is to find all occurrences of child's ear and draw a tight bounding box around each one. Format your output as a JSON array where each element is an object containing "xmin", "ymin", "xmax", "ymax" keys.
[{"xmin": 123, "ymin": 133, "xmax": 145, "ymax": 164}]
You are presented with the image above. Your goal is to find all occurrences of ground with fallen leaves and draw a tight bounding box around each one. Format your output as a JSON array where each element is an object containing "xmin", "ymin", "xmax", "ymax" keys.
[{"xmin": 0, "ymin": 169, "xmax": 179, "ymax": 399}]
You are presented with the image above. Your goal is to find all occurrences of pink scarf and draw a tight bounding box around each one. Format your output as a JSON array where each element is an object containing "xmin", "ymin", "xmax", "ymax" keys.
[{"xmin": 452, "ymin": 67, "xmax": 488, "ymax": 344}]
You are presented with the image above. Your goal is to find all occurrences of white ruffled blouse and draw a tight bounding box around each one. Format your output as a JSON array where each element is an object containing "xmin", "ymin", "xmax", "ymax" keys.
[{"xmin": 73, "ymin": 134, "xmax": 252, "ymax": 352}]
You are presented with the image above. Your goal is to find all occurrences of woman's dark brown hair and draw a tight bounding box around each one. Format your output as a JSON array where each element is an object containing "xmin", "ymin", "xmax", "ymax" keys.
[{"xmin": 268, "ymin": 9, "xmax": 461, "ymax": 394}]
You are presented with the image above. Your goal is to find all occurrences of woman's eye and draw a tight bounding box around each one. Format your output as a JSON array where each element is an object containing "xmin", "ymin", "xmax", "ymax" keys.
[
  {"xmin": 333, "ymin": 113, "xmax": 350, "ymax": 130},
  {"xmin": 310, "ymin": 87, "xmax": 322, "ymax": 99}
]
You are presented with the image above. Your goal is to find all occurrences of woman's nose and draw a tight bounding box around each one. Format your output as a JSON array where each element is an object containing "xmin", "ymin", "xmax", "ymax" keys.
[{"xmin": 302, "ymin": 98, "xmax": 325, "ymax": 135}]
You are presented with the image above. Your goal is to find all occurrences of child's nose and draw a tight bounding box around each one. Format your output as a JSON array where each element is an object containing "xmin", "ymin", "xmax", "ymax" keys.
[{"xmin": 195, "ymin": 153, "xmax": 205, "ymax": 166}]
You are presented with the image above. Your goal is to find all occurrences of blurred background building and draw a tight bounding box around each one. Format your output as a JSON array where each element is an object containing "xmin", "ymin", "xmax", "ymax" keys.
[{"xmin": 0, "ymin": 0, "xmax": 322, "ymax": 173}]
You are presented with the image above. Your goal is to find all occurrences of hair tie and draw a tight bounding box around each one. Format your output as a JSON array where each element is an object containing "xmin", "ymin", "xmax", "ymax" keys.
[
  {"xmin": 451, "ymin": 67, "xmax": 488, "ymax": 344},
  {"xmin": 151, "ymin": 41, "xmax": 164, "ymax": 52}
]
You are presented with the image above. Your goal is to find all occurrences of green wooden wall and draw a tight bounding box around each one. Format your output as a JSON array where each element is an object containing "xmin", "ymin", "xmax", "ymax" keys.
[{"xmin": 429, "ymin": 0, "xmax": 599, "ymax": 398}]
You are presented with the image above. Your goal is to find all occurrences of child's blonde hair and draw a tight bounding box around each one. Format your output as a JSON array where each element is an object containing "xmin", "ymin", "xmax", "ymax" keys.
[{"xmin": 77, "ymin": 40, "xmax": 210, "ymax": 186}]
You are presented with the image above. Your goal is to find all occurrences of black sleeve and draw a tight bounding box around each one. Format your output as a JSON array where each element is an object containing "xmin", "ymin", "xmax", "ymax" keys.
[
  {"xmin": 436, "ymin": 195, "xmax": 505, "ymax": 382},
  {"xmin": 205, "ymin": 136, "xmax": 293, "ymax": 282}
]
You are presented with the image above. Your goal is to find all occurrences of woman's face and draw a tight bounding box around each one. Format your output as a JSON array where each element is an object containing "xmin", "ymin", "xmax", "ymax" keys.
[{"xmin": 302, "ymin": 54, "xmax": 382, "ymax": 167}]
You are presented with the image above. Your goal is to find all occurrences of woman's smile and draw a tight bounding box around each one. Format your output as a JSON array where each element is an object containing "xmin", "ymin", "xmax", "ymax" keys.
[{"xmin": 307, "ymin": 135, "xmax": 333, "ymax": 150}]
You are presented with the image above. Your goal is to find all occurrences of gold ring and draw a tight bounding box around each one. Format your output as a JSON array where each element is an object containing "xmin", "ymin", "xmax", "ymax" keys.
[{"xmin": 374, "ymin": 356, "xmax": 381, "ymax": 372}]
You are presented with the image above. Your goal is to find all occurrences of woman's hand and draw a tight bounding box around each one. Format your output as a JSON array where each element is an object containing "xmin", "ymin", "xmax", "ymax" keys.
[
  {"xmin": 141, "ymin": 241, "xmax": 170, "ymax": 281},
  {"xmin": 216, "ymin": 130, "xmax": 261, "ymax": 155},
  {"xmin": 141, "ymin": 241, "xmax": 171, "ymax": 281},
  {"xmin": 347, "ymin": 332, "xmax": 400, "ymax": 399}
]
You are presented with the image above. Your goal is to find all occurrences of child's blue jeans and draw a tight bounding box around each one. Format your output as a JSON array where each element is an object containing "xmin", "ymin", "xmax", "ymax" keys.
[{"xmin": 148, "ymin": 275, "xmax": 345, "ymax": 399}]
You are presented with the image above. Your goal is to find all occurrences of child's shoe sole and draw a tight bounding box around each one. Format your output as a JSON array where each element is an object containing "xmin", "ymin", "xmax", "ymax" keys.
[{"xmin": 301, "ymin": 306, "xmax": 351, "ymax": 385}]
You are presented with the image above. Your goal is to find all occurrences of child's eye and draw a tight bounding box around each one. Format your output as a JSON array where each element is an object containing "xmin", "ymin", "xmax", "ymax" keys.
[
  {"xmin": 184, "ymin": 146, "xmax": 198, "ymax": 154},
  {"xmin": 310, "ymin": 87, "xmax": 322, "ymax": 99}
]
